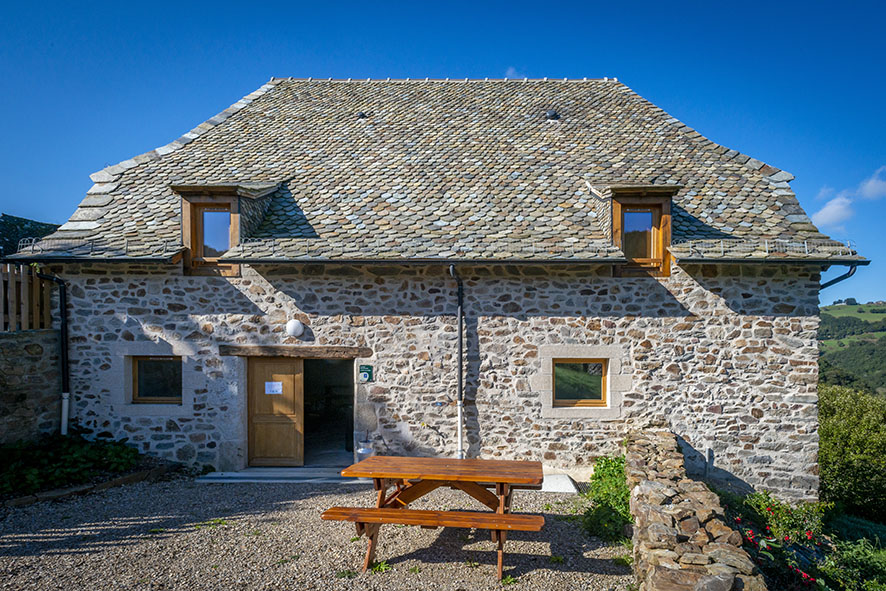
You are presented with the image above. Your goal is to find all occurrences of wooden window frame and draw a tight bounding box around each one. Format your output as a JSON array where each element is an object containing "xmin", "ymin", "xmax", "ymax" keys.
[
  {"xmin": 612, "ymin": 193, "xmax": 672, "ymax": 277},
  {"xmin": 552, "ymin": 358, "xmax": 608, "ymax": 408},
  {"xmin": 132, "ymin": 355, "xmax": 183, "ymax": 404},
  {"xmin": 180, "ymin": 194, "xmax": 240, "ymax": 276}
]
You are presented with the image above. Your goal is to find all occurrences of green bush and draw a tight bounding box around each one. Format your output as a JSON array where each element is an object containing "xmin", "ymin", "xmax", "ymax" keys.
[
  {"xmin": 583, "ymin": 504, "xmax": 630, "ymax": 541},
  {"xmin": 828, "ymin": 514, "xmax": 886, "ymax": 546},
  {"xmin": 0, "ymin": 434, "xmax": 141, "ymax": 497},
  {"xmin": 819, "ymin": 385, "xmax": 886, "ymax": 521},
  {"xmin": 742, "ymin": 490, "xmax": 830, "ymax": 544},
  {"xmin": 819, "ymin": 539, "xmax": 886, "ymax": 591},
  {"xmin": 582, "ymin": 455, "xmax": 631, "ymax": 541}
]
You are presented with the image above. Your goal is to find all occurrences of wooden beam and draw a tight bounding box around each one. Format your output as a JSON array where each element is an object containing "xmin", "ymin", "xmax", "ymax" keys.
[
  {"xmin": 7, "ymin": 264, "xmax": 17, "ymax": 331},
  {"xmin": 42, "ymin": 276, "xmax": 51, "ymax": 328},
  {"xmin": 451, "ymin": 481, "xmax": 500, "ymax": 511},
  {"xmin": 20, "ymin": 266, "xmax": 30, "ymax": 330},
  {"xmin": 218, "ymin": 344, "xmax": 373, "ymax": 358},
  {"xmin": 0, "ymin": 264, "xmax": 6, "ymax": 331}
]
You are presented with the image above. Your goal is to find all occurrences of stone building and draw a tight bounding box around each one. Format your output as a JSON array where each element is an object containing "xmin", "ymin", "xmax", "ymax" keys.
[{"xmin": 11, "ymin": 78, "xmax": 866, "ymax": 500}]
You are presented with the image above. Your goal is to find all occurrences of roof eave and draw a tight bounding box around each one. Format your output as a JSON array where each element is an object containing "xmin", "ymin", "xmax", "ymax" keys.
[
  {"xmin": 674, "ymin": 257, "xmax": 870, "ymax": 266},
  {"xmin": 3, "ymin": 251, "xmax": 185, "ymax": 264},
  {"xmin": 224, "ymin": 257, "xmax": 629, "ymax": 265}
]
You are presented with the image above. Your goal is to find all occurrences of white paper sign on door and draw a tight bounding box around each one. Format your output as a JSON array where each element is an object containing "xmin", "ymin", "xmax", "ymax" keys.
[{"xmin": 264, "ymin": 381, "xmax": 283, "ymax": 395}]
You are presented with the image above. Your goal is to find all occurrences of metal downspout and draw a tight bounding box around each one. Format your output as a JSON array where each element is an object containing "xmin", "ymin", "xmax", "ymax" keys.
[
  {"xmin": 36, "ymin": 272, "xmax": 70, "ymax": 436},
  {"xmin": 448, "ymin": 265, "xmax": 465, "ymax": 459},
  {"xmin": 820, "ymin": 265, "xmax": 859, "ymax": 289}
]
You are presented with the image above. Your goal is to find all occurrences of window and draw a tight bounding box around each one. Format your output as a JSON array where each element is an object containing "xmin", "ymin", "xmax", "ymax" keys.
[
  {"xmin": 622, "ymin": 206, "xmax": 661, "ymax": 262},
  {"xmin": 612, "ymin": 190, "xmax": 673, "ymax": 276},
  {"xmin": 196, "ymin": 205, "xmax": 231, "ymax": 260},
  {"xmin": 132, "ymin": 356, "xmax": 182, "ymax": 404},
  {"xmin": 552, "ymin": 358, "xmax": 607, "ymax": 407}
]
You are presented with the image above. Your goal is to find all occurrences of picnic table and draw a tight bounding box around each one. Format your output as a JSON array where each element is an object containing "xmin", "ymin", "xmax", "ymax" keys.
[{"xmin": 321, "ymin": 456, "xmax": 545, "ymax": 579}]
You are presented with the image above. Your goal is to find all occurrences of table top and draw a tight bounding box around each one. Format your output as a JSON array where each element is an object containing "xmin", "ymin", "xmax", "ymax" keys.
[{"xmin": 340, "ymin": 456, "xmax": 544, "ymax": 485}]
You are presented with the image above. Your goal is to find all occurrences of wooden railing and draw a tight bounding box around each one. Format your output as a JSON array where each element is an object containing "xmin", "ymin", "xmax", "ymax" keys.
[{"xmin": 1, "ymin": 263, "xmax": 53, "ymax": 332}]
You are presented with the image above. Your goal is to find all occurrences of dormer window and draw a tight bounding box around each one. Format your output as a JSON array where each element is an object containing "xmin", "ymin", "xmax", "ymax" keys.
[
  {"xmin": 611, "ymin": 186, "xmax": 676, "ymax": 277},
  {"xmin": 172, "ymin": 185, "xmax": 241, "ymax": 277},
  {"xmin": 171, "ymin": 182, "xmax": 277, "ymax": 275},
  {"xmin": 196, "ymin": 204, "xmax": 231, "ymax": 260}
]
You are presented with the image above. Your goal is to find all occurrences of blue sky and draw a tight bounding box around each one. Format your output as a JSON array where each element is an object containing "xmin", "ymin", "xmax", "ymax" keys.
[{"xmin": 1, "ymin": 1, "xmax": 883, "ymax": 304}]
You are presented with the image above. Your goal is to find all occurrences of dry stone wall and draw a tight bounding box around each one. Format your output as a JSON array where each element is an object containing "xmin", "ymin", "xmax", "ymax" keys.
[
  {"xmin": 627, "ymin": 430, "xmax": 767, "ymax": 591},
  {"xmin": 0, "ymin": 329, "xmax": 61, "ymax": 443},
  {"xmin": 51, "ymin": 261, "xmax": 820, "ymax": 499}
]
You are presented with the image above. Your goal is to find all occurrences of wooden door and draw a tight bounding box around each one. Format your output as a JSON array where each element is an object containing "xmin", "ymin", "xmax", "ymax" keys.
[{"xmin": 248, "ymin": 357, "xmax": 304, "ymax": 466}]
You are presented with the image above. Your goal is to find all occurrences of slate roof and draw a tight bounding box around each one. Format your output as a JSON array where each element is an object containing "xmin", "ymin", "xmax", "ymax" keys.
[
  {"xmin": 11, "ymin": 77, "xmax": 863, "ymax": 263},
  {"xmin": 0, "ymin": 213, "xmax": 59, "ymax": 257}
]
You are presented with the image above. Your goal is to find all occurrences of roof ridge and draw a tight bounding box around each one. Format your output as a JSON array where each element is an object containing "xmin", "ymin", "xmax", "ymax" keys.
[
  {"xmin": 269, "ymin": 76, "xmax": 620, "ymax": 82},
  {"xmin": 85, "ymin": 78, "xmax": 286, "ymax": 188}
]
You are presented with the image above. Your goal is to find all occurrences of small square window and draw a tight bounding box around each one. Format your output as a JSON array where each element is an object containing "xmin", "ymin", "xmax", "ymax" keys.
[
  {"xmin": 132, "ymin": 356, "xmax": 182, "ymax": 404},
  {"xmin": 553, "ymin": 359, "xmax": 607, "ymax": 407}
]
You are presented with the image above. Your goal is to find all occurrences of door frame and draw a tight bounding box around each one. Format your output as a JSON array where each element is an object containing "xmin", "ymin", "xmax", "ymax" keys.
[{"xmin": 223, "ymin": 346, "xmax": 373, "ymax": 471}]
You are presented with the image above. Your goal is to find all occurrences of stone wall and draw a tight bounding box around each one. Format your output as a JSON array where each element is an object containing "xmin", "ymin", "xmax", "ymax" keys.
[
  {"xmin": 627, "ymin": 430, "xmax": 767, "ymax": 591},
  {"xmin": 51, "ymin": 261, "xmax": 820, "ymax": 499},
  {"xmin": 0, "ymin": 329, "xmax": 62, "ymax": 443}
]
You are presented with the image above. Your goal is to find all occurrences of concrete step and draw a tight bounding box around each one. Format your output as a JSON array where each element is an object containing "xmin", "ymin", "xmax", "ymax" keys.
[
  {"xmin": 196, "ymin": 466, "xmax": 367, "ymax": 485},
  {"xmin": 197, "ymin": 467, "xmax": 578, "ymax": 493}
]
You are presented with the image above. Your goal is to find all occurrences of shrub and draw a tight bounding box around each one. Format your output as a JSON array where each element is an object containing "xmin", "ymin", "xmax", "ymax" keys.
[
  {"xmin": 586, "ymin": 456, "xmax": 631, "ymax": 520},
  {"xmin": 583, "ymin": 504, "xmax": 630, "ymax": 542},
  {"xmin": 828, "ymin": 514, "xmax": 886, "ymax": 546},
  {"xmin": 742, "ymin": 490, "xmax": 830, "ymax": 544},
  {"xmin": 819, "ymin": 385, "xmax": 886, "ymax": 521},
  {"xmin": 0, "ymin": 434, "xmax": 140, "ymax": 497},
  {"xmin": 717, "ymin": 485, "xmax": 886, "ymax": 590},
  {"xmin": 819, "ymin": 539, "xmax": 886, "ymax": 591},
  {"xmin": 582, "ymin": 455, "xmax": 631, "ymax": 541}
]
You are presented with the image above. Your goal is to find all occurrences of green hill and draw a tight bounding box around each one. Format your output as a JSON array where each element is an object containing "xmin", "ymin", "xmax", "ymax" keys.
[
  {"xmin": 821, "ymin": 303, "xmax": 886, "ymax": 322},
  {"xmin": 820, "ymin": 303, "xmax": 886, "ymax": 396}
]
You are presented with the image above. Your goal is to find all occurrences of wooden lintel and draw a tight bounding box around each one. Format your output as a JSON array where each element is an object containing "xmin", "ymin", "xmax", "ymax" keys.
[{"xmin": 218, "ymin": 344, "xmax": 373, "ymax": 359}]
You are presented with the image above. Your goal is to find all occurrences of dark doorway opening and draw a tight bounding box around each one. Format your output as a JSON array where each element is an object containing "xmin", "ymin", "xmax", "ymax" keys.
[{"xmin": 303, "ymin": 359, "xmax": 354, "ymax": 466}]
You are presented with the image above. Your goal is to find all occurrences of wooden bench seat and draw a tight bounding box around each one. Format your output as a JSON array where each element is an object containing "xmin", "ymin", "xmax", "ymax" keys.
[
  {"xmin": 322, "ymin": 506, "xmax": 544, "ymax": 531},
  {"xmin": 322, "ymin": 506, "xmax": 544, "ymax": 578}
]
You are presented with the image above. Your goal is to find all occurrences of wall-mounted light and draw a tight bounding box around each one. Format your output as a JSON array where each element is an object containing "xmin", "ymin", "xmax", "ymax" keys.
[{"xmin": 285, "ymin": 319, "xmax": 305, "ymax": 338}]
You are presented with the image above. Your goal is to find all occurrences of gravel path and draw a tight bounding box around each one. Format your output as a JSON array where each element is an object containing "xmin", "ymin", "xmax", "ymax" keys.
[{"xmin": 0, "ymin": 475, "xmax": 633, "ymax": 590}]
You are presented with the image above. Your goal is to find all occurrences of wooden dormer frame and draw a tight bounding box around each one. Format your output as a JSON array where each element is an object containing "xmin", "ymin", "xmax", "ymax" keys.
[
  {"xmin": 174, "ymin": 186, "xmax": 241, "ymax": 277},
  {"xmin": 611, "ymin": 186, "xmax": 677, "ymax": 277}
]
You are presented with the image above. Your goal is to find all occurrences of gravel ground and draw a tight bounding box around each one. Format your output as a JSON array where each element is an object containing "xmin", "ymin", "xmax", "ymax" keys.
[{"xmin": 0, "ymin": 475, "xmax": 633, "ymax": 590}]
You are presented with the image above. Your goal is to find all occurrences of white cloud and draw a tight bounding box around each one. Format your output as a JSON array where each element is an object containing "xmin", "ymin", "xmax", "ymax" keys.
[
  {"xmin": 809, "ymin": 165, "xmax": 885, "ymax": 231},
  {"xmin": 815, "ymin": 185, "xmax": 834, "ymax": 200},
  {"xmin": 812, "ymin": 195, "xmax": 854, "ymax": 229},
  {"xmin": 858, "ymin": 165, "xmax": 886, "ymax": 200},
  {"xmin": 504, "ymin": 66, "xmax": 526, "ymax": 79}
]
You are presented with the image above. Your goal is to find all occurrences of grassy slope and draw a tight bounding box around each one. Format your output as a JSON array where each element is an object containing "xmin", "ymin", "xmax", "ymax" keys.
[
  {"xmin": 821, "ymin": 304, "xmax": 886, "ymax": 322},
  {"xmin": 819, "ymin": 303, "xmax": 886, "ymax": 396},
  {"xmin": 819, "ymin": 303, "xmax": 886, "ymax": 354},
  {"xmin": 820, "ymin": 332, "xmax": 886, "ymax": 355}
]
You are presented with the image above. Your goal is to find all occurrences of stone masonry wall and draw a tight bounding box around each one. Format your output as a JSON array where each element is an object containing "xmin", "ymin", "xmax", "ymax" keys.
[
  {"xmin": 52, "ymin": 262, "xmax": 820, "ymax": 499},
  {"xmin": 0, "ymin": 329, "xmax": 62, "ymax": 443},
  {"xmin": 627, "ymin": 430, "xmax": 767, "ymax": 591}
]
